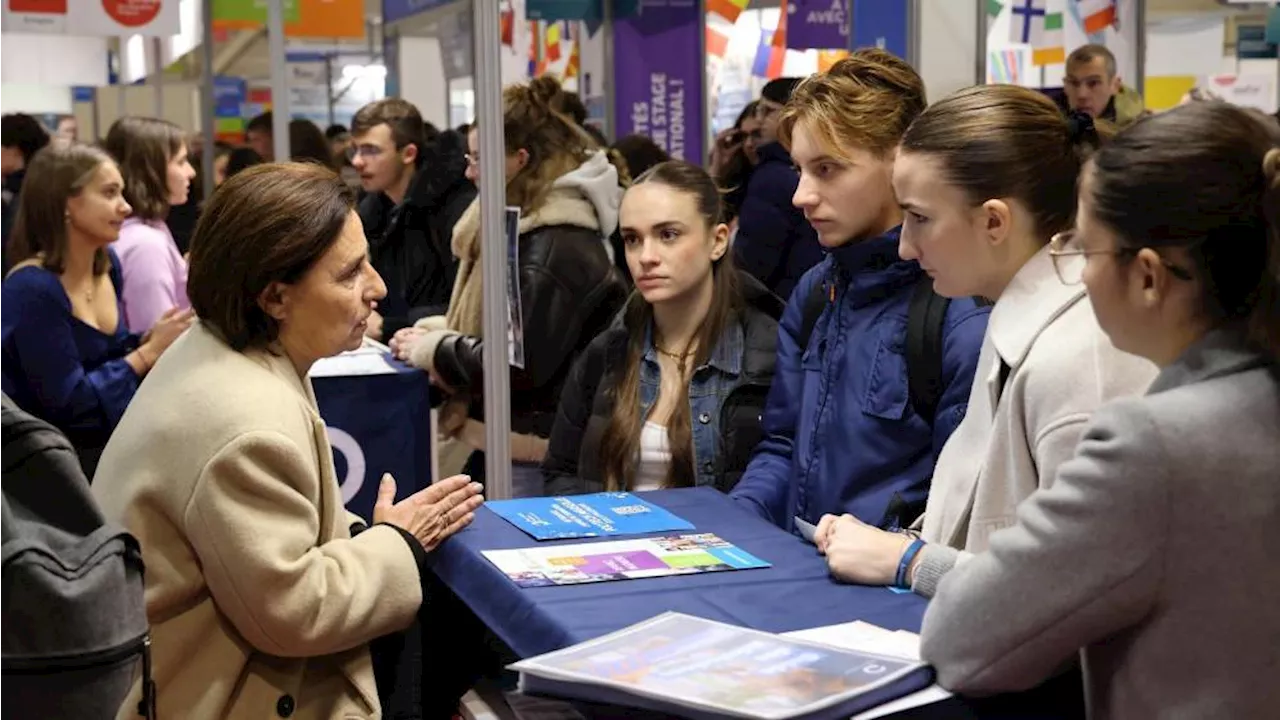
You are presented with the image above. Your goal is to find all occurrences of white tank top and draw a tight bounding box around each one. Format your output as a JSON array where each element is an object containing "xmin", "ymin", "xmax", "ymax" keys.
[{"xmin": 632, "ymin": 422, "xmax": 671, "ymax": 491}]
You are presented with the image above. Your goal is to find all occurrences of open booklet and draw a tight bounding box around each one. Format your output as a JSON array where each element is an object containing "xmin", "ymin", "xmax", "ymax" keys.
[{"xmin": 511, "ymin": 613, "xmax": 934, "ymax": 720}]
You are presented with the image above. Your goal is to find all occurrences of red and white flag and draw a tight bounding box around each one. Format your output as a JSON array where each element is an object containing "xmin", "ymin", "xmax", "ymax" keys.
[{"xmin": 1075, "ymin": 0, "xmax": 1116, "ymax": 34}]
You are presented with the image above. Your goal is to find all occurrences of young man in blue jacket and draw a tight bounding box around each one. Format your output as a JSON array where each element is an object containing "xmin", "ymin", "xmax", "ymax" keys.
[{"xmin": 730, "ymin": 49, "xmax": 989, "ymax": 533}]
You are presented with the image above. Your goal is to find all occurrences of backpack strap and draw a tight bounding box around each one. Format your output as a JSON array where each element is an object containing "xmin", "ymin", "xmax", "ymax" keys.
[
  {"xmin": 906, "ymin": 277, "xmax": 951, "ymax": 426},
  {"xmin": 795, "ymin": 280, "xmax": 828, "ymax": 353}
]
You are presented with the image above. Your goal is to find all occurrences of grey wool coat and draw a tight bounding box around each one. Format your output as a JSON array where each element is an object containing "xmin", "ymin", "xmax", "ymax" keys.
[{"xmin": 920, "ymin": 329, "xmax": 1280, "ymax": 719}]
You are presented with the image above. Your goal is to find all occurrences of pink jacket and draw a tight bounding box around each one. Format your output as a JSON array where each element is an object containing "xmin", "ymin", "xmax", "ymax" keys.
[{"xmin": 112, "ymin": 218, "xmax": 189, "ymax": 332}]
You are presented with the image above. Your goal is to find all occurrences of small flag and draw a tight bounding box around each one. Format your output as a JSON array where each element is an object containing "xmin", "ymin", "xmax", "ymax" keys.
[
  {"xmin": 706, "ymin": 26, "xmax": 730, "ymax": 57},
  {"xmin": 563, "ymin": 41, "xmax": 580, "ymax": 79},
  {"xmin": 751, "ymin": 30, "xmax": 772, "ymax": 77},
  {"xmin": 707, "ymin": 0, "xmax": 749, "ymax": 25},
  {"xmin": 1075, "ymin": 0, "xmax": 1116, "ymax": 35},
  {"xmin": 817, "ymin": 49, "xmax": 849, "ymax": 73},
  {"xmin": 1033, "ymin": 10, "xmax": 1065, "ymax": 66},
  {"xmin": 500, "ymin": 6, "xmax": 513, "ymax": 47},
  {"xmin": 546, "ymin": 21, "xmax": 562, "ymax": 63},
  {"xmin": 1009, "ymin": 0, "xmax": 1045, "ymax": 44},
  {"xmin": 528, "ymin": 20, "xmax": 539, "ymax": 77},
  {"xmin": 987, "ymin": 0, "xmax": 1003, "ymax": 18},
  {"xmin": 767, "ymin": 0, "xmax": 787, "ymax": 78}
]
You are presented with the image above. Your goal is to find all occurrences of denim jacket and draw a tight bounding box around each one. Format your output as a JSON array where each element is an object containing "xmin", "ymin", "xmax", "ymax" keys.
[{"xmin": 543, "ymin": 273, "xmax": 784, "ymax": 494}]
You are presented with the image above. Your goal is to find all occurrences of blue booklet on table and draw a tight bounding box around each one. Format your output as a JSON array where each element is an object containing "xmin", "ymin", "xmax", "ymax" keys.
[{"xmin": 488, "ymin": 492, "xmax": 695, "ymax": 541}]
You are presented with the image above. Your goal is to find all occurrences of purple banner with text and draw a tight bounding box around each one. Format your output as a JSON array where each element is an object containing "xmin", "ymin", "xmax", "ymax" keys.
[
  {"xmin": 787, "ymin": 0, "xmax": 851, "ymax": 50},
  {"xmin": 613, "ymin": 0, "xmax": 703, "ymax": 163}
]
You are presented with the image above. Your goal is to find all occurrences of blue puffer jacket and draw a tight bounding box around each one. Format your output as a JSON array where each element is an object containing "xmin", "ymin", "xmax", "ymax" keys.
[{"xmin": 730, "ymin": 227, "xmax": 989, "ymax": 531}]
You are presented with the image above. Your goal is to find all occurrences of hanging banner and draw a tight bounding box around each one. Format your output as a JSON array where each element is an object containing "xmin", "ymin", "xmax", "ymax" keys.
[
  {"xmin": 213, "ymin": 76, "xmax": 248, "ymax": 144},
  {"xmin": 3, "ymin": 0, "xmax": 180, "ymax": 36},
  {"xmin": 214, "ymin": 0, "xmax": 362, "ymax": 38},
  {"xmin": 613, "ymin": 0, "xmax": 703, "ymax": 163},
  {"xmin": 2, "ymin": 0, "xmax": 67, "ymax": 34},
  {"xmin": 786, "ymin": 0, "xmax": 850, "ymax": 50}
]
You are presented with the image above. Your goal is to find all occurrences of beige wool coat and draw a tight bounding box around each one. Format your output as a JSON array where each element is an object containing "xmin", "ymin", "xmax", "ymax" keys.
[
  {"xmin": 912, "ymin": 247, "xmax": 1157, "ymax": 595},
  {"xmin": 92, "ymin": 322, "xmax": 423, "ymax": 719}
]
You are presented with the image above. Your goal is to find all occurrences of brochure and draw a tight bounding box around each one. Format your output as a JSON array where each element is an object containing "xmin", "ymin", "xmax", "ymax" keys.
[
  {"xmin": 483, "ymin": 533, "xmax": 769, "ymax": 588},
  {"xmin": 488, "ymin": 492, "xmax": 695, "ymax": 541},
  {"xmin": 511, "ymin": 612, "xmax": 934, "ymax": 720}
]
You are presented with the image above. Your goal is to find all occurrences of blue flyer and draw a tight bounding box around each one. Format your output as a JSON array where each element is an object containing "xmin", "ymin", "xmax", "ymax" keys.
[{"xmin": 487, "ymin": 492, "xmax": 695, "ymax": 541}]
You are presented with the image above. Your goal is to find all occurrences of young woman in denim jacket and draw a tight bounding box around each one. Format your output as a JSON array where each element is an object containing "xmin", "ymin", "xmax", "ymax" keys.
[{"xmin": 543, "ymin": 161, "xmax": 784, "ymax": 494}]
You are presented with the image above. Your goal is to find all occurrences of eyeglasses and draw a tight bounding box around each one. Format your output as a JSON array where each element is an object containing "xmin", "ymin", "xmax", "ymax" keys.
[
  {"xmin": 1048, "ymin": 230, "xmax": 1195, "ymax": 285},
  {"xmin": 345, "ymin": 144, "xmax": 386, "ymax": 161}
]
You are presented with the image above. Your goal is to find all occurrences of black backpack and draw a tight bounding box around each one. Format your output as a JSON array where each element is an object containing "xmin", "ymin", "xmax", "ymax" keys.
[
  {"xmin": 795, "ymin": 276, "xmax": 963, "ymax": 530},
  {"xmin": 1, "ymin": 395, "xmax": 156, "ymax": 719}
]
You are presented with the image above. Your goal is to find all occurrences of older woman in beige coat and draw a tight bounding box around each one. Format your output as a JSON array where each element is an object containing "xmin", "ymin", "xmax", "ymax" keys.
[{"xmin": 92, "ymin": 162, "xmax": 483, "ymax": 719}]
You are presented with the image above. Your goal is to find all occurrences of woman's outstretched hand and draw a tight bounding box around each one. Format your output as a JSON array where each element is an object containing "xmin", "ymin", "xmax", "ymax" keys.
[{"xmin": 373, "ymin": 473, "xmax": 484, "ymax": 552}]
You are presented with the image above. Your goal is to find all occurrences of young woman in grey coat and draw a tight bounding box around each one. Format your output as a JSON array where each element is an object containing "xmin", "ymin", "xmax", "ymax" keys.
[{"xmin": 920, "ymin": 102, "xmax": 1280, "ymax": 718}]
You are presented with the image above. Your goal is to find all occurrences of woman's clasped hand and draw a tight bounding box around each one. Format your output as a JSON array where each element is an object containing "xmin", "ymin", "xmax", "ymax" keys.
[
  {"xmin": 373, "ymin": 473, "xmax": 484, "ymax": 552},
  {"xmin": 814, "ymin": 513, "xmax": 913, "ymax": 587}
]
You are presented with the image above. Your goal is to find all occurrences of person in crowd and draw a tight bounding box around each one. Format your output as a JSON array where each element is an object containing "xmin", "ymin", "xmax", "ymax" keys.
[
  {"xmin": 1059, "ymin": 44, "xmax": 1145, "ymax": 128},
  {"xmin": 611, "ymin": 134, "xmax": 670, "ymax": 185},
  {"xmin": 245, "ymin": 111, "xmax": 274, "ymax": 160},
  {"xmin": 289, "ymin": 119, "xmax": 337, "ymax": 168},
  {"xmin": 2, "ymin": 144, "xmax": 192, "ymax": 475},
  {"xmin": 812, "ymin": 84, "xmax": 1157, "ymax": 600},
  {"xmin": 920, "ymin": 101, "xmax": 1280, "ymax": 718},
  {"xmin": 325, "ymin": 123, "xmax": 362, "ymax": 192},
  {"xmin": 352, "ymin": 98, "xmax": 476, "ymax": 339},
  {"xmin": 54, "ymin": 114, "xmax": 78, "ymax": 144},
  {"xmin": 104, "ymin": 117, "xmax": 196, "ymax": 331},
  {"xmin": 389, "ymin": 77, "xmax": 627, "ymax": 496},
  {"xmin": 734, "ymin": 78, "xmax": 825, "ymax": 300},
  {"xmin": 168, "ymin": 140, "xmax": 232, "ymax": 255},
  {"xmin": 91, "ymin": 162, "xmax": 486, "ymax": 719},
  {"xmin": 729, "ymin": 50, "xmax": 989, "ymax": 533},
  {"xmin": 2, "ymin": 113, "xmax": 51, "ymax": 272},
  {"xmin": 715, "ymin": 100, "xmax": 762, "ymax": 227},
  {"xmin": 225, "ymin": 145, "xmax": 264, "ymax": 178},
  {"xmin": 544, "ymin": 161, "xmax": 783, "ymax": 495},
  {"xmin": 325, "ymin": 122, "xmax": 351, "ymax": 155}
]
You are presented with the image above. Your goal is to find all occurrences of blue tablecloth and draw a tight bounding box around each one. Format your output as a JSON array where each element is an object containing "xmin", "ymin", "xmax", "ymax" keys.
[
  {"xmin": 313, "ymin": 360, "xmax": 434, "ymax": 522},
  {"xmin": 428, "ymin": 486, "xmax": 928, "ymax": 659}
]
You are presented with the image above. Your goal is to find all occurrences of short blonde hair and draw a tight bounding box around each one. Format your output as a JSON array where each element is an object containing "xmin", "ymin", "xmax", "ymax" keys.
[{"xmin": 778, "ymin": 48, "xmax": 927, "ymax": 159}]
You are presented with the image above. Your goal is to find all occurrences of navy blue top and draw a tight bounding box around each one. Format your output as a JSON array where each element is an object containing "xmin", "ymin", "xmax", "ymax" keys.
[
  {"xmin": 2, "ymin": 249, "xmax": 141, "ymax": 464},
  {"xmin": 731, "ymin": 227, "xmax": 990, "ymax": 531},
  {"xmin": 733, "ymin": 142, "xmax": 826, "ymax": 301}
]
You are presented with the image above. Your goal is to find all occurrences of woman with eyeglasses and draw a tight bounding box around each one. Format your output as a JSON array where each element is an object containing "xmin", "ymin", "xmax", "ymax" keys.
[
  {"xmin": 919, "ymin": 99, "xmax": 1280, "ymax": 718},
  {"xmin": 810, "ymin": 85, "xmax": 1156, "ymax": 603}
]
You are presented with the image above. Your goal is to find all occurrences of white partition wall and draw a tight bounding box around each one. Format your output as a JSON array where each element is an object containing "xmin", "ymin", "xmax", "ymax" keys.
[
  {"xmin": 398, "ymin": 36, "xmax": 449, "ymax": 128},
  {"xmin": 918, "ymin": 0, "xmax": 983, "ymax": 99}
]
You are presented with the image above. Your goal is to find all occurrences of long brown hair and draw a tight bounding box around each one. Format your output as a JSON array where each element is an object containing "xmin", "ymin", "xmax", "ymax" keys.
[
  {"xmin": 8, "ymin": 143, "xmax": 114, "ymax": 276},
  {"xmin": 598, "ymin": 161, "xmax": 742, "ymax": 490},
  {"xmin": 103, "ymin": 116, "xmax": 186, "ymax": 221},
  {"xmin": 1085, "ymin": 102, "xmax": 1280, "ymax": 363}
]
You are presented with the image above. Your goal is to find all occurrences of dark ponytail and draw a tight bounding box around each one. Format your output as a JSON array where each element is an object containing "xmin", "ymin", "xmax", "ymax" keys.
[{"xmin": 1086, "ymin": 102, "xmax": 1280, "ymax": 363}]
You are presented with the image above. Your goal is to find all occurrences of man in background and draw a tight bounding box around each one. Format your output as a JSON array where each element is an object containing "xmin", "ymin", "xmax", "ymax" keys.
[
  {"xmin": 1061, "ymin": 44, "xmax": 1146, "ymax": 128},
  {"xmin": 734, "ymin": 77, "xmax": 823, "ymax": 301},
  {"xmin": 351, "ymin": 98, "xmax": 475, "ymax": 340}
]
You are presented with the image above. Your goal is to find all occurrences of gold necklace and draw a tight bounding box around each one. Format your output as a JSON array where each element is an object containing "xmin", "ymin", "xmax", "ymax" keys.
[{"xmin": 654, "ymin": 343, "xmax": 696, "ymax": 374}]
